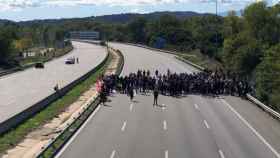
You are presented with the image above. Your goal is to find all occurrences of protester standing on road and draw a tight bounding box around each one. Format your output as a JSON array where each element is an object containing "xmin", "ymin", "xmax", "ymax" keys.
[
  {"xmin": 100, "ymin": 84, "xmax": 107, "ymax": 106},
  {"xmin": 153, "ymin": 86, "xmax": 159, "ymax": 106},
  {"xmin": 128, "ymin": 86, "xmax": 134, "ymax": 102}
]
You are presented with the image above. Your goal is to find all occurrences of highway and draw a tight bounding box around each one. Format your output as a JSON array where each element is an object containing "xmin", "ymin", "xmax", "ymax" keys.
[
  {"xmin": 57, "ymin": 43, "xmax": 280, "ymax": 158},
  {"xmin": 0, "ymin": 41, "xmax": 107, "ymax": 124}
]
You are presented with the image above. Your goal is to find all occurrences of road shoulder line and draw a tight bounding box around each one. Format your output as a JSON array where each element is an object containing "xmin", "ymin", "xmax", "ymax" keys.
[
  {"xmin": 221, "ymin": 99, "xmax": 280, "ymax": 158},
  {"xmin": 55, "ymin": 105, "xmax": 101, "ymax": 158}
]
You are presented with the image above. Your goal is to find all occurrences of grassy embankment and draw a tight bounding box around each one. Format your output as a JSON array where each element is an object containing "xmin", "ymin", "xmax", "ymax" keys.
[
  {"xmin": 0, "ymin": 49, "xmax": 112, "ymax": 155},
  {"xmin": 176, "ymin": 49, "xmax": 222, "ymax": 70}
]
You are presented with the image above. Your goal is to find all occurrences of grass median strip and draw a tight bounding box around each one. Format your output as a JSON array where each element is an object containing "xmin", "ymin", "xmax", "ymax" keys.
[{"xmin": 0, "ymin": 51, "xmax": 112, "ymax": 155}]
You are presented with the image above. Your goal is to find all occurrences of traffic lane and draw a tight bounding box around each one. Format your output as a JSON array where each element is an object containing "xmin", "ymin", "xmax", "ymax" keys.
[
  {"xmin": 59, "ymin": 94, "xmax": 130, "ymax": 158},
  {"xmin": 0, "ymin": 41, "xmax": 107, "ymax": 123},
  {"xmin": 109, "ymin": 43, "xmax": 198, "ymax": 76},
  {"xmin": 224, "ymin": 96, "xmax": 280, "ymax": 154},
  {"xmin": 58, "ymin": 92, "xmax": 220, "ymax": 158},
  {"xmin": 190, "ymin": 95, "xmax": 278, "ymax": 158},
  {"xmin": 161, "ymin": 95, "xmax": 220, "ymax": 158},
  {"xmin": 116, "ymin": 94, "xmax": 164, "ymax": 158},
  {"xmin": 112, "ymin": 93, "xmax": 220, "ymax": 158}
]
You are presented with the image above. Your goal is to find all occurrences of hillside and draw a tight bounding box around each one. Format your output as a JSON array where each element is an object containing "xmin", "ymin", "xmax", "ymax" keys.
[
  {"xmin": 92, "ymin": 11, "xmax": 209, "ymax": 23},
  {"xmin": 0, "ymin": 11, "xmax": 210, "ymax": 26}
]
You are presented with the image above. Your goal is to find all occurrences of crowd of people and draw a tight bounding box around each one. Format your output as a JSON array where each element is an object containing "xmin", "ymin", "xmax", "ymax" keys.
[{"xmin": 98, "ymin": 69, "xmax": 252, "ymax": 104}]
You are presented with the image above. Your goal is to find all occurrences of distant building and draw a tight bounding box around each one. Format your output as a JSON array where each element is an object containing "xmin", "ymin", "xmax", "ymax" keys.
[{"xmin": 70, "ymin": 31, "xmax": 100, "ymax": 40}]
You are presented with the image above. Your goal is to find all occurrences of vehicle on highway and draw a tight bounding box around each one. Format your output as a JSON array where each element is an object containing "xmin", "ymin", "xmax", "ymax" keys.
[
  {"xmin": 35, "ymin": 62, "xmax": 44, "ymax": 69},
  {"xmin": 65, "ymin": 57, "xmax": 76, "ymax": 64}
]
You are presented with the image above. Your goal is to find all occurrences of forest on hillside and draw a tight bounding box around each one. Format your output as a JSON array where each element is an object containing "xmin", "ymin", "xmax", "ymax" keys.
[{"xmin": 0, "ymin": 2, "xmax": 279, "ymax": 110}]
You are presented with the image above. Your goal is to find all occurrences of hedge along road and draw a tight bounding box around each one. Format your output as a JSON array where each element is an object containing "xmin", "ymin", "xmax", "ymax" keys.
[
  {"xmin": 58, "ymin": 42, "xmax": 280, "ymax": 158},
  {"xmin": 0, "ymin": 41, "xmax": 107, "ymax": 124}
]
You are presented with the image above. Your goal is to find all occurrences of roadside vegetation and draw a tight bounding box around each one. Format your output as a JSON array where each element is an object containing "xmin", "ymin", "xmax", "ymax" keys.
[
  {"xmin": 18, "ymin": 45, "xmax": 73, "ymax": 67},
  {"xmin": 0, "ymin": 23, "xmax": 70, "ymax": 68},
  {"xmin": 0, "ymin": 50, "xmax": 111, "ymax": 155}
]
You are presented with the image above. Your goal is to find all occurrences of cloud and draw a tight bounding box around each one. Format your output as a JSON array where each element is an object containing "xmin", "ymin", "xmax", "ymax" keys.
[
  {"xmin": 0, "ymin": 0, "xmax": 271, "ymax": 12},
  {"xmin": 44, "ymin": 0, "xmax": 188, "ymax": 7},
  {"xmin": 0, "ymin": 0, "xmax": 41, "ymax": 11}
]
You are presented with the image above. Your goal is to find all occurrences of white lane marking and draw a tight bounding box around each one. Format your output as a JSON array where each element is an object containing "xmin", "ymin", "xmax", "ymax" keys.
[
  {"xmin": 194, "ymin": 104, "xmax": 199, "ymax": 110},
  {"xmin": 219, "ymin": 150, "xmax": 225, "ymax": 158},
  {"xmin": 204, "ymin": 120, "xmax": 210, "ymax": 129},
  {"xmin": 129, "ymin": 104, "xmax": 133, "ymax": 112},
  {"xmin": 165, "ymin": 150, "xmax": 169, "ymax": 158},
  {"xmin": 110, "ymin": 150, "xmax": 116, "ymax": 158},
  {"xmin": 162, "ymin": 104, "xmax": 166, "ymax": 110},
  {"xmin": 55, "ymin": 105, "xmax": 101, "ymax": 158},
  {"xmin": 163, "ymin": 120, "xmax": 167, "ymax": 131},
  {"xmin": 221, "ymin": 99, "xmax": 280, "ymax": 158},
  {"xmin": 121, "ymin": 121, "xmax": 127, "ymax": 131}
]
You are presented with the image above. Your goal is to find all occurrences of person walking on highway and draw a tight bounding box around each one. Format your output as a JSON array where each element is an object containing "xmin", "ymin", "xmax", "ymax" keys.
[
  {"xmin": 153, "ymin": 85, "xmax": 159, "ymax": 106},
  {"xmin": 128, "ymin": 85, "xmax": 134, "ymax": 102},
  {"xmin": 76, "ymin": 57, "xmax": 79, "ymax": 64}
]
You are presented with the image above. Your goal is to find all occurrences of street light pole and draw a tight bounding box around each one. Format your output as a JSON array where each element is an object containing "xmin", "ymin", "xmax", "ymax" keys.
[{"xmin": 215, "ymin": 0, "xmax": 218, "ymax": 58}]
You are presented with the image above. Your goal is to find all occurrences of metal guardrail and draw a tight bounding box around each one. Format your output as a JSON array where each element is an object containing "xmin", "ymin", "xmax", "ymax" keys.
[
  {"xmin": 36, "ymin": 45, "xmax": 124, "ymax": 158},
  {"xmin": 175, "ymin": 56, "xmax": 205, "ymax": 71},
  {"xmin": 36, "ymin": 97, "xmax": 101, "ymax": 158},
  {"xmin": 247, "ymin": 94, "xmax": 280, "ymax": 120}
]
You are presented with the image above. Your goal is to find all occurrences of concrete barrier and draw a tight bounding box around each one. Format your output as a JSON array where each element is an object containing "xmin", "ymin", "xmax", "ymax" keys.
[{"xmin": 0, "ymin": 45, "xmax": 109, "ymax": 135}]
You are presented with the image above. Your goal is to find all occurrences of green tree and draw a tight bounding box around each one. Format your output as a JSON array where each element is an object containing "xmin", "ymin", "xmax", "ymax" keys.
[
  {"xmin": 223, "ymin": 11, "xmax": 244, "ymax": 38},
  {"xmin": 223, "ymin": 32, "xmax": 262, "ymax": 76},
  {"xmin": 256, "ymin": 44, "xmax": 280, "ymax": 110},
  {"xmin": 127, "ymin": 17, "xmax": 147, "ymax": 43},
  {"xmin": 0, "ymin": 27, "xmax": 17, "ymax": 65}
]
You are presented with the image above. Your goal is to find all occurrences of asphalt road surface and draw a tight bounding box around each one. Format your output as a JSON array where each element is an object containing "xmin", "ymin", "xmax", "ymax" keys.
[
  {"xmin": 0, "ymin": 41, "xmax": 107, "ymax": 123},
  {"xmin": 57, "ymin": 43, "xmax": 280, "ymax": 158}
]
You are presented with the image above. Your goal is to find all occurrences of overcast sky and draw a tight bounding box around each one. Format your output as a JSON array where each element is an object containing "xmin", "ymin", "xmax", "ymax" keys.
[{"xmin": 0, "ymin": 0, "xmax": 278, "ymax": 21}]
